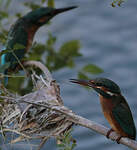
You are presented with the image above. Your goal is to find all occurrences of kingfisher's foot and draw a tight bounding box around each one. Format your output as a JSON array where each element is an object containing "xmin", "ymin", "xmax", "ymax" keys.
[
  {"xmin": 116, "ymin": 136, "xmax": 122, "ymax": 144},
  {"xmin": 106, "ymin": 128, "xmax": 114, "ymax": 139}
]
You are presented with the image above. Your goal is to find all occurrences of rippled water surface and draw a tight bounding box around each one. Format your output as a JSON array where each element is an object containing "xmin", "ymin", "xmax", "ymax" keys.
[{"xmin": 1, "ymin": 0, "xmax": 137, "ymax": 150}]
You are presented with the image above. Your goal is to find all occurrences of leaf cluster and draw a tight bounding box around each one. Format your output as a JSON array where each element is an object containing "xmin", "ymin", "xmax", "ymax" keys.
[
  {"xmin": 29, "ymin": 33, "xmax": 81, "ymax": 72},
  {"xmin": 111, "ymin": 0, "xmax": 125, "ymax": 7},
  {"xmin": 57, "ymin": 129, "xmax": 77, "ymax": 150},
  {"xmin": 78, "ymin": 64, "xmax": 103, "ymax": 80}
]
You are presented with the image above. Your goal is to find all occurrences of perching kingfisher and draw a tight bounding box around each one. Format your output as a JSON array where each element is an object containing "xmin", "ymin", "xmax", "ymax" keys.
[
  {"xmin": 0, "ymin": 6, "xmax": 77, "ymax": 85},
  {"xmin": 70, "ymin": 78, "xmax": 136, "ymax": 143}
]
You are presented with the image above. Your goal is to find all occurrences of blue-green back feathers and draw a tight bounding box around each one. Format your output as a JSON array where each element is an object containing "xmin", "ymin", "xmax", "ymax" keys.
[
  {"xmin": 0, "ymin": 49, "xmax": 8, "ymax": 85},
  {"xmin": 112, "ymin": 102, "xmax": 136, "ymax": 139},
  {"xmin": 1, "ymin": 53, "xmax": 6, "ymax": 65},
  {"xmin": 0, "ymin": 20, "xmax": 28, "ymax": 85}
]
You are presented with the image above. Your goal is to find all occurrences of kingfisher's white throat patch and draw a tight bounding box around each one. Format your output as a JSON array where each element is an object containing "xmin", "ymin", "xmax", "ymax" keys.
[
  {"xmin": 106, "ymin": 91, "xmax": 115, "ymax": 96},
  {"xmin": 96, "ymin": 86, "xmax": 115, "ymax": 96}
]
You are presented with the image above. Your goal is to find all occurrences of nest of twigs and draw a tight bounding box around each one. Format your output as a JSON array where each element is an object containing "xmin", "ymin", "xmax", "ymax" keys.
[{"xmin": 0, "ymin": 61, "xmax": 74, "ymax": 149}]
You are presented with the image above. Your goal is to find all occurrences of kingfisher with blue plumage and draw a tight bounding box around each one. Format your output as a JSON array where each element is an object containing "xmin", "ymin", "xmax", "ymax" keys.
[
  {"xmin": 0, "ymin": 6, "xmax": 77, "ymax": 86},
  {"xmin": 70, "ymin": 78, "xmax": 136, "ymax": 143}
]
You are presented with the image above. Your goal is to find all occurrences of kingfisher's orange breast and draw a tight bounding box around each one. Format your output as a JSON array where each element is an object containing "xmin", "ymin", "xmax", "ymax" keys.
[
  {"xmin": 26, "ymin": 25, "xmax": 39, "ymax": 52},
  {"xmin": 99, "ymin": 95, "xmax": 128, "ymax": 137}
]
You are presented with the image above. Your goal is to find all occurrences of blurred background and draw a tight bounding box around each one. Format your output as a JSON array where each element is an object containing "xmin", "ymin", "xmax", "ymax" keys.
[{"xmin": 0, "ymin": 0, "xmax": 137, "ymax": 150}]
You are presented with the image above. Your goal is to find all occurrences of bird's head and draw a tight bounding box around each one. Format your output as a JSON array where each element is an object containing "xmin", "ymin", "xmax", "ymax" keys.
[
  {"xmin": 70, "ymin": 78, "xmax": 121, "ymax": 98},
  {"xmin": 23, "ymin": 6, "xmax": 77, "ymax": 27}
]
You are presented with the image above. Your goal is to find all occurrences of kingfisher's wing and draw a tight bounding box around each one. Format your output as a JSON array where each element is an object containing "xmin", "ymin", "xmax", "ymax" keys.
[
  {"xmin": 0, "ymin": 52, "xmax": 9, "ymax": 85},
  {"xmin": 1, "ymin": 53, "xmax": 6, "ymax": 65},
  {"xmin": 0, "ymin": 46, "xmax": 6, "ymax": 66},
  {"xmin": 112, "ymin": 99, "xmax": 136, "ymax": 139}
]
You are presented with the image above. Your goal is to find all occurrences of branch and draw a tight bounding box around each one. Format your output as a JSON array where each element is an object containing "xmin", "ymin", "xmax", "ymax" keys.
[{"xmin": 21, "ymin": 100, "xmax": 137, "ymax": 150}]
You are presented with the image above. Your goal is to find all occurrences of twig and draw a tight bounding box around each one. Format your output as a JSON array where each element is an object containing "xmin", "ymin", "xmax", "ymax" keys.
[
  {"xmin": 37, "ymin": 137, "xmax": 49, "ymax": 150},
  {"xmin": 11, "ymin": 51, "xmax": 27, "ymax": 75},
  {"xmin": 0, "ymin": 73, "xmax": 25, "ymax": 78},
  {"xmin": 0, "ymin": 128, "xmax": 31, "ymax": 139}
]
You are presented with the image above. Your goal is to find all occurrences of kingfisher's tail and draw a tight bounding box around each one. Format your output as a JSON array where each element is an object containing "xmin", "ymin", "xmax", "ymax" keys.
[
  {"xmin": 0, "ymin": 53, "xmax": 7, "ymax": 85},
  {"xmin": 0, "ymin": 70, "xmax": 9, "ymax": 86},
  {"xmin": 0, "ymin": 76, "xmax": 8, "ymax": 86},
  {"xmin": 3, "ymin": 70, "xmax": 8, "ymax": 86},
  {"xmin": 1, "ymin": 53, "xmax": 9, "ymax": 86},
  {"xmin": 4, "ymin": 76, "xmax": 8, "ymax": 86},
  {"xmin": 0, "ymin": 72, "xmax": 8, "ymax": 94}
]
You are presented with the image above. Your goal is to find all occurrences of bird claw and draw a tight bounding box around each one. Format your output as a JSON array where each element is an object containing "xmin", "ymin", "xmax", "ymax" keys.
[
  {"xmin": 106, "ymin": 128, "xmax": 114, "ymax": 139},
  {"xmin": 116, "ymin": 136, "xmax": 122, "ymax": 144},
  {"xmin": 106, "ymin": 129, "xmax": 122, "ymax": 144}
]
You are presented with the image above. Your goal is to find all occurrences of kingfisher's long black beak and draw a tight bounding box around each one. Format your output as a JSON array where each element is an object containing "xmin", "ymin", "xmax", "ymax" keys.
[
  {"xmin": 70, "ymin": 79, "xmax": 91, "ymax": 87},
  {"xmin": 70, "ymin": 78, "xmax": 98, "ymax": 89},
  {"xmin": 70, "ymin": 79, "xmax": 104, "ymax": 96},
  {"xmin": 54, "ymin": 6, "xmax": 77, "ymax": 15}
]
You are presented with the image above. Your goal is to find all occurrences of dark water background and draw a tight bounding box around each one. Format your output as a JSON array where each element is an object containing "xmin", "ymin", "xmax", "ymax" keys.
[{"xmin": 1, "ymin": 0, "xmax": 137, "ymax": 150}]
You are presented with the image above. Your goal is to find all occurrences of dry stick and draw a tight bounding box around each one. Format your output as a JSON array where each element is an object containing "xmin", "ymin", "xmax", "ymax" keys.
[
  {"xmin": 11, "ymin": 51, "xmax": 27, "ymax": 75},
  {"xmin": 37, "ymin": 137, "xmax": 49, "ymax": 150},
  {"xmin": 21, "ymin": 100, "xmax": 137, "ymax": 150},
  {"xmin": 0, "ymin": 128, "xmax": 31, "ymax": 139}
]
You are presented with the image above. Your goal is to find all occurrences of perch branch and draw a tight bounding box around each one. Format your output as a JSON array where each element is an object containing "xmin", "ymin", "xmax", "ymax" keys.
[{"xmin": 21, "ymin": 100, "xmax": 137, "ymax": 150}]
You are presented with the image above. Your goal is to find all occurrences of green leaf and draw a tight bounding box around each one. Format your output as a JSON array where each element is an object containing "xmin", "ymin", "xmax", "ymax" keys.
[
  {"xmin": 67, "ymin": 59, "xmax": 75, "ymax": 68},
  {"xmin": 78, "ymin": 72, "xmax": 89, "ymax": 80},
  {"xmin": 31, "ymin": 43, "xmax": 46, "ymax": 55},
  {"xmin": 57, "ymin": 144, "xmax": 66, "ymax": 147},
  {"xmin": 111, "ymin": 0, "xmax": 125, "ymax": 7},
  {"xmin": 16, "ymin": 13, "xmax": 22, "ymax": 18},
  {"xmin": 28, "ymin": 54, "xmax": 41, "ymax": 61},
  {"xmin": 24, "ymin": 2, "xmax": 40, "ymax": 10},
  {"xmin": 47, "ymin": 33, "xmax": 56, "ymax": 46},
  {"xmin": 5, "ymin": 0, "xmax": 11, "ymax": 8},
  {"xmin": 82, "ymin": 64, "xmax": 103, "ymax": 75},
  {"xmin": 0, "ymin": 11, "xmax": 8, "ymax": 19},
  {"xmin": 13, "ymin": 43, "xmax": 25, "ymax": 50},
  {"xmin": 0, "ymin": 49, "xmax": 12, "ymax": 56},
  {"xmin": 111, "ymin": 2, "xmax": 116, "ymax": 7},
  {"xmin": 0, "ymin": 62, "xmax": 10, "ymax": 73},
  {"xmin": 57, "ymin": 129, "xmax": 76, "ymax": 150},
  {"xmin": 59, "ymin": 40, "xmax": 81, "ymax": 57},
  {"xmin": 48, "ymin": 0, "xmax": 55, "ymax": 8},
  {"xmin": 0, "ymin": 30, "xmax": 8, "ymax": 44},
  {"xmin": 41, "ymin": 0, "xmax": 47, "ymax": 4},
  {"xmin": 71, "ymin": 143, "xmax": 77, "ymax": 149}
]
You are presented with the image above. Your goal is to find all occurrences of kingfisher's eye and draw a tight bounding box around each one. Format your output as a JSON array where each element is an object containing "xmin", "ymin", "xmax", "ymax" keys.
[
  {"xmin": 46, "ymin": 12, "xmax": 53, "ymax": 16},
  {"xmin": 96, "ymin": 83, "xmax": 102, "ymax": 86},
  {"xmin": 38, "ymin": 16, "xmax": 47, "ymax": 24}
]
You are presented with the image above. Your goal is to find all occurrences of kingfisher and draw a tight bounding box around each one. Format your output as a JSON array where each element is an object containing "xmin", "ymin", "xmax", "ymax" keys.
[
  {"xmin": 0, "ymin": 6, "xmax": 77, "ymax": 85},
  {"xmin": 70, "ymin": 78, "xmax": 136, "ymax": 143}
]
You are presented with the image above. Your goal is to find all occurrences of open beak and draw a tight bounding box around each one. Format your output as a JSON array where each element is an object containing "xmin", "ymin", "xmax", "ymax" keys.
[{"xmin": 54, "ymin": 6, "xmax": 77, "ymax": 15}]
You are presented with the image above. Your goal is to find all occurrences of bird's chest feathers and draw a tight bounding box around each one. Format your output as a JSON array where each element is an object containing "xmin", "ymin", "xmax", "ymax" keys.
[
  {"xmin": 99, "ymin": 95, "xmax": 118, "ymax": 129},
  {"xmin": 99, "ymin": 95, "xmax": 114, "ymax": 113},
  {"xmin": 26, "ymin": 25, "xmax": 38, "ymax": 51}
]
